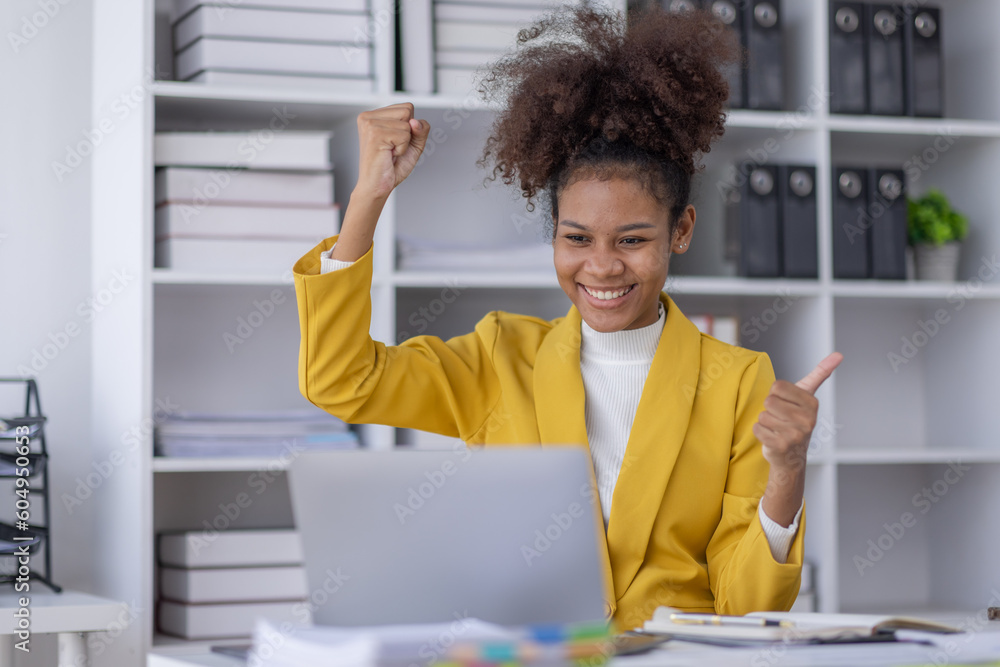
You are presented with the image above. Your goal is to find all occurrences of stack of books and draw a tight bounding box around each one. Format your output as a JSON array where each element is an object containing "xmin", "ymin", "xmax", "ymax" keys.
[
  {"xmin": 157, "ymin": 528, "xmax": 312, "ymax": 639},
  {"xmin": 400, "ymin": 0, "xmax": 575, "ymax": 95},
  {"xmin": 154, "ymin": 410, "xmax": 359, "ymax": 458},
  {"xmin": 154, "ymin": 131, "xmax": 338, "ymax": 273},
  {"xmin": 396, "ymin": 234, "xmax": 554, "ymax": 272},
  {"xmin": 170, "ymin": 0, "xmax": 375, "ymax": 92}
]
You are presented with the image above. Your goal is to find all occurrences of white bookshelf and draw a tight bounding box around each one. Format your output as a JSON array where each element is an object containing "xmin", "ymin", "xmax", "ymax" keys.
[{"xmin": 86, "ymin": 0, "xmax": 1000, "ymax": 663}]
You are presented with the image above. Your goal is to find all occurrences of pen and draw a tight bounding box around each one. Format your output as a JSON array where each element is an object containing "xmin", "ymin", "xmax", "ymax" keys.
[{"xmin": 668, "ymin": 613, "xmax": 794, "ymax": 628}]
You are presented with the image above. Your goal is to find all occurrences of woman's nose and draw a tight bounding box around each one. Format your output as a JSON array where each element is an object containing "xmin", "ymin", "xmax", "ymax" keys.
[{"xmin": 586, "ymin": 246, "xmax": 625, "ymax": 276}]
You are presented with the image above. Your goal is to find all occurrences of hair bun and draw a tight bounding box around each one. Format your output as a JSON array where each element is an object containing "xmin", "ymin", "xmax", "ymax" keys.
[{"xmin": 477, "ymin": 1, "xmax": 739, "ymax": 210}]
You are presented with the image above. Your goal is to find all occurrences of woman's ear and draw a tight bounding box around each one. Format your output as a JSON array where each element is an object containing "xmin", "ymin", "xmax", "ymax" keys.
[{"xmin": 672, "ymin": 205, "xmax": 696, "ymax": 253}]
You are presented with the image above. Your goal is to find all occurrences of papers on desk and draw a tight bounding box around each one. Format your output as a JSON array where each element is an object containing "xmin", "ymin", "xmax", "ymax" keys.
[
  {"xmin": 155, "ymin": 410, "xmax": 359, "ymax": 458},
  {"xmin": 396, "ymin": 235, "xmax": 554, "ymax": 272},
  {"xmin": 642, "ymin": 608, "xmax": 961, "ymax": 646},
  {"xmin": 249, "ymin": 618, "xmax": 613, "ymax": 666}
]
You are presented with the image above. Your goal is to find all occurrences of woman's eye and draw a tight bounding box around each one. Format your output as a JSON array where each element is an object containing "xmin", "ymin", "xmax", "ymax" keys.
[
  {"xmin": 565, "ymin": 235, "xmax": 588, "ymax": 243},
  {"xmin": 621, "ymin": 237, "xmax": 645, "ymax": 245}
]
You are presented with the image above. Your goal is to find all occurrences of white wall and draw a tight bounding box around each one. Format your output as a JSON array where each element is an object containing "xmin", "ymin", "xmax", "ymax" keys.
[{"xmin": 0, "ymin": 1, "xmax": 97, "ymax": 663}]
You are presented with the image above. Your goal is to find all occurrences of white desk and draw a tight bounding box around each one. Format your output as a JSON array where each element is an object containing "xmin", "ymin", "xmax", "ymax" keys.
[
  {"xmin": 0, "ymin": 590, "xmax": 129, "ymax": 667},
  {"xmin": 147, "ymin": 614, "xmax": 1000, "ymax": 667}
]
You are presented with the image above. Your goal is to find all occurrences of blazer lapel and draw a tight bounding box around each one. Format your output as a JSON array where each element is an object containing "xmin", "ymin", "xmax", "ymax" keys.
[
  {"xmin": 604, "ymin": 293, "xmax": 702, "ymax": 599},
  {"xmin": 533, "ymin": 305, "xmax": 618, "ymax": 617}
]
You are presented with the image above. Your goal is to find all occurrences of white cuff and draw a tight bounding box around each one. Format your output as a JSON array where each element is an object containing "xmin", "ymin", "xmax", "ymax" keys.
[
  {"xmin": 320, "ymin": 244, "xmax": 355, "ymax": 274},
  {"xmin": 758, "ymin": 500, "xmax": 803, "ymax": 564}
]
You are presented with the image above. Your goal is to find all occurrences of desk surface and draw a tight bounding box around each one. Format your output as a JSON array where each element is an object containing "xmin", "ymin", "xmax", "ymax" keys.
[
  {"xmin": 0, "ymin": 590, "xmax": 128, "ymax": 635},
  {"xmin": 150, "ymin": 621, "xmax": 1000, "ymax": 667}
]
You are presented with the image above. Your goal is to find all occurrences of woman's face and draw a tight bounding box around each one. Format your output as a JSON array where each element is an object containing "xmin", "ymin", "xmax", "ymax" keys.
[{"xmin": 553, "ymin": 176, "xmax": 694, "ymax": 333}]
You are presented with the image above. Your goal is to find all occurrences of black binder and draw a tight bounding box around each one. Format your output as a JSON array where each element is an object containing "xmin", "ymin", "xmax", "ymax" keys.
[
  {"xmin": 832, "ymin": 167, "xmax": 870, "ymax": 279},
  {"xmin": 744, "ymin": 0, "xmax": 783, "ymax": 110},
  {"xmin": 868, "ymin": 169, "xmax": 908, "ymax": 279},
  {"xmin": 779, "ymin": 166, "xmax": 818, "ymax": 278},
  {"xmin": 829, "ymin": 2, "xmax": 867, "ymax": 114},
  {"xmin": 709, "ymin": 0, "xmax": 745, "ymax": 108},
  {"xmin": 866, "ymin": 4, "xmax": 906, "ymax": 116},
  {"xmin": 905, "ymin": 5, "xmax": 943, "ymax": 117},
  {"xmin": 739, "ymin": 164, "xmax": 781, "ymax": 277}
]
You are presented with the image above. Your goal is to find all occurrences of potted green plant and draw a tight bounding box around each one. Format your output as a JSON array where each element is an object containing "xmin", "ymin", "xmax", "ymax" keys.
[{"xmin": 907, "ymin": 189, "xmax": 969, "ymax": 281}]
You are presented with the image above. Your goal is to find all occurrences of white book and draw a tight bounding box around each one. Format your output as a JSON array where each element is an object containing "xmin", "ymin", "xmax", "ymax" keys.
[
  {"xmin": 155, "ymin": 131, "xmax": 333, "ymax": 170},
  {"xmin": 158, "ymin": 529, "xmax": 303, "ymax": 568},
  {"xmin": 400, "ymin": 0, "xmax": 433, "ymax": 93},
  {"xmin": 435, "ymin": 49, "xmax": 503, "ymax": 68},
  {"xmin": 158, "ymin": 414, "xmax": 349, "ymax": 438},
  {"xmin": 189, "ymin": 69, "xmax": 375, "ymax": 93},
  {"xmin": 174, "ymin": 6, "xmax": 371, "ymax": 51},
  {"xmin": 175, "ymin": 38, "xmax": 372, "ymax": 80},
  {"xmin": 433, "ymin": 0, "xmax": 573, "ymax": 7},
  {"xmin": 435, "ymin": 20, "xmax": 523, "ymax": 51},
  {"xmin": 155, "ymin": 202, "xmax": 339, "ymax": 241},
  {"xmin": 156, "ymin": 167, "xmax": 333, "ymax": 206},
  {"xmin": 158, "ymin": 599, "xmax": 309, "ymax": 639},
  {"xmin": 160, "ymin": 565, "xmax": 308, "ymax": 604},
  {"xmin": 434, "ymin": 2, "xmax": 549, "ymax": 23},
  {"xmin": 155, "ymin": 237, "xmax": 323, "ymax": 272},
  {"xmin": 173, "ymin": 0, "xmax": 368, "ymax": 22},
  {"xmin": 435, "ymin": 67, "xmax": 479, "ymax": 97}
]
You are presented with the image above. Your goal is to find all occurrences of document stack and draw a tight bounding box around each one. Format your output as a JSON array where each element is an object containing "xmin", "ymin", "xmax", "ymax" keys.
[
  {"xmin": 154, "ymin": 131, "xmax": 338, "ymax": 274},
  {"xmin": 396, "ymin": 234, "xmax": 554, "ymax": 272},
  {"xmin": 831, "ymin": 166, "xmax": 908, "ymax": 280},
  {"xmin": 401, "ymin": 0, "xmax": 576, "ymax": 95},
  {"xmin": 249, "ymin": 617, "xmax": 613, "ymax": 666},
  {"xmin": 154, "ymin": 409, "xmax": 359, "ymax": 458},
  {"xmin": 724, "ymin": 162, "xmax": 819, "ymax": 279},
  {"xmin": 157, "ymin": 528, "xmax": 312, "ymax": 639},
  {"xmin": 659, "ymin": 0, "xmax": 785, "ymax": 110},
  {"xmin": 170, "ymin": 0, "xmax": 375, "ymax": 92},
  {"xmin": 829, "ymin": 2, "xmax": 943, "ymax": 117}
]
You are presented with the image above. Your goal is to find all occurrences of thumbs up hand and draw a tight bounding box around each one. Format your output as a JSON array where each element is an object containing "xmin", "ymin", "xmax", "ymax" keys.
[
  {"xmin": 753, "ymin": 352, "xmax": 843, "ymax": 471},
  {"xmin": 755, "ymin": 352, "xmax": 843, "ymax": 528}
]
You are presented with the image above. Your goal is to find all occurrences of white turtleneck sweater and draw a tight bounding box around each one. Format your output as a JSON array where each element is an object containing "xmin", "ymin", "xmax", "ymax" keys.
[{"xmin": 319, "ymin": 247, "xmax": 801, "ymax": 563}]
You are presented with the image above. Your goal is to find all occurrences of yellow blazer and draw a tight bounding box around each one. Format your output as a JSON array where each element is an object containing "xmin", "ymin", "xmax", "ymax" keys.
[{"xmin": 294, "ymin": 235, "xmax": 804, "ymax": 630}]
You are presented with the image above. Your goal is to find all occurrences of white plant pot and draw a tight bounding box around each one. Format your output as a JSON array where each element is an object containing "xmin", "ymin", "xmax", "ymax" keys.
[{"xmin": 914, "ymin": 241, "xmax": 961, "ymax": 281}]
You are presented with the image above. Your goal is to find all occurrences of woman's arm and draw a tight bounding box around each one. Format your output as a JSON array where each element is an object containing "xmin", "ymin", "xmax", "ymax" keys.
[{"xmin": 331, "ymin": 102, "xmax": 429, "ymax": 262}]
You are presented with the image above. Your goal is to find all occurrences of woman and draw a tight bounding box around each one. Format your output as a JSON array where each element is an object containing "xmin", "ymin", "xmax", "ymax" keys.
[{"xmin": 292, "ymin": 4, "xmax": 842, "ymax": 629}]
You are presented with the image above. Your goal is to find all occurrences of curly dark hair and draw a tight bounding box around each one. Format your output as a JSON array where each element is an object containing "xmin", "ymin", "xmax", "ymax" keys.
[{"xmin": 475, "ymin": 1, "xmax": 740, "ymax": 238}]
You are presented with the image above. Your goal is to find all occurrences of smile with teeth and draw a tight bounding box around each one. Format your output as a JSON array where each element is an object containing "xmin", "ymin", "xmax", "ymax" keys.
[{"xmin": 583, "ymin": 284, "xmax": 634, "ymax": 301}]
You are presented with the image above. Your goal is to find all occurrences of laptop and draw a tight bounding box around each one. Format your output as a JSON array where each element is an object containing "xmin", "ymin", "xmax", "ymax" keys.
[{"xmin": 286, "ymin": 446, "xmax": 609, "ymax": 627}]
